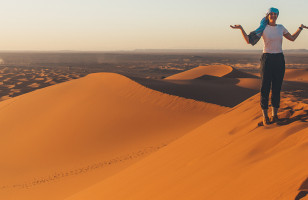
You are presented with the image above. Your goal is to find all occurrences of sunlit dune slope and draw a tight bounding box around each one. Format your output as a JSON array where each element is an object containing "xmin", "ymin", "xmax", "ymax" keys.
[
  {"xmin": 165, "ymin": 65, "xmax": 233, "ymax": 80},
  {"xmin": 236, "ymin": 68, "xmax": 308, "ymax": 90},
  {"xmin": 165, "ymin": 64, "xmax": 256, "ymax": 80},
  {"xmin": 235, "ymin": 68, "xmax": 308, "ymax": 90},
  {"xmin": 285, "ymin": 68, "xmax": 308, "ymax": 82},
  {"xmin": 0, "ymin": 73, "xmax": 227, "ymax": 200},
  {"xmin": 235, "ymin": 78, "xmax": 261, "ymax": 90},
  {"xmin": 66, "ymin": 86, "xmax": 308, "ymax": 200}
]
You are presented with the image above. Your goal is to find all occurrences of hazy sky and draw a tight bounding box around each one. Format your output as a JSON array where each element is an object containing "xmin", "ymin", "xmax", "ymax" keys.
[{"xmin": 0, "ymin": 0, "xmax": 307, "ymax": 51}]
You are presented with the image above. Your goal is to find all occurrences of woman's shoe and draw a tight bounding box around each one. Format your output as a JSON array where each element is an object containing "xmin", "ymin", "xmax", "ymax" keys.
[
  {"xmin": 271, "ymin": 115, "xmax": 280, "ymax": 123},
  {"xmin": 263, "ymin": 116, "xmax": 270, "ymax": 126}
]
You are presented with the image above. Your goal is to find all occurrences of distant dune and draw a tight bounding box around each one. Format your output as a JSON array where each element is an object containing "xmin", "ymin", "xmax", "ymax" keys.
[
  {"xmin": 165, "ymin": 64, "xmax": 257, "ymax": 80},
  {"xmin": 285, "ymin": 68, "xmax": 308, "ymax": 82},
  {"xmin": 1, "ymin": 65, "xmax": 308, "ymax": 200},
  {"xmin": 131, "ymin": 65, "xmax": 259, "ymax": 107},
  {"xmin": 164, "ymin": 65, "xmax": 234, "ymax": 79}
]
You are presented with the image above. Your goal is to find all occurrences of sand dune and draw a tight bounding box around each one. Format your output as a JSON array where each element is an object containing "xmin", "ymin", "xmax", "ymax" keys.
[
  {"xmin": 65, "ymin": 84, "xmax": 308, "ymax": 200},
  {"xmin": 164, "ymin": 64, "xmax": 257, "ymax": 80},
  {"xmin": 165, "ymin": 64, "xmax": 233, "ymax": 80},
  {"xmin": 0, "ymin": 73, "xmax": 227, "ymax": 200},
  {"xmin": 285, "ymin": 68, "xmax": 308, "ymax": 82},
  {"xmin": 131, "ymin": 76, "xmax": 259, "ymax": 107},
  {"xmin": 248, "ymin": 68, "xmax": 308, "ymax": 83},
  {"xmin": 1, "ymin": 65, "xmax": 308, "ymax": 200},
  {"xmin": 234, "ymin": 68, "xmax": 308, "ymax": 90},
  {"xmin": 131, "ymin": 65, "xmax": 260, "ymax": 107},
  {"xmin": 222, "ymin": 67, "xmax": 258, "ymax": 78},
  {"xmin": 235, "ymin": 78, "xmax": 261, "ymax": 90}
]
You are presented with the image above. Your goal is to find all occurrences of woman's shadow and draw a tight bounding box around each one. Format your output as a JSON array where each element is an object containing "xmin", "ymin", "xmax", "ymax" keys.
[
  {"xmin": 277, "ymin": 109, "xmax": 308, "ymax": 126},
  {"xmin": 295, "ymin": 191, "xmax": 308, "ymax": 200},
  {"xmin": 295, "ymin": 178, "xmax": 308, "ymax": 200},
  {"xmin": 275, "ymin": 82, "xmax": 308, "ymax": 126}
]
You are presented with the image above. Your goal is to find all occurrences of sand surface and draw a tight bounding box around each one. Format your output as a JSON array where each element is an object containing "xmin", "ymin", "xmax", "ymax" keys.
[
  {"xmin": 285, "ymin": 68, "xmax": 308, "ymax": 82},
  {"xmin": 0, "ymin": 64, "xmax": 307, "ymax": 200},
  {"xmin": 0, "ymin": 71, "xmax": 227, "ymax": 200},
  {"xmin": 164, "ymin": 64, "xmax": 234, "ymax": 80}
]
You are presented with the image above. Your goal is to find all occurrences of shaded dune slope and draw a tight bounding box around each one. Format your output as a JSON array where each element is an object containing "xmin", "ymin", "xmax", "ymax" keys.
[
  {"xmin": 66, "ymin": 82, "xmax": 308, "ymax": 200},
  {"xmin": 130, "ymin": 77, "xmax": 258, "ymax": 107},
  {"xmin": 131, "ymin": 65, "xmax": 259, "ymax": 107},
  {"xmin": 0, "ymin": 73, "xmax": 227, "ymax": 200}
]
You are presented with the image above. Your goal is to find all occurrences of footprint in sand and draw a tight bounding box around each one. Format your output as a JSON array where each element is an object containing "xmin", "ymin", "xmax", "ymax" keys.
[{"xmin": 0, "ymin": 144, "xmax": 167, "ymax": 190}]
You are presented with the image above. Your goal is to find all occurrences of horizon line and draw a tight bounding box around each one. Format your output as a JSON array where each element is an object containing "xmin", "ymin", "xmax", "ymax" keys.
[{"xmin": 0, "ymin": 48, "xmax": 306, "ymax": 53}]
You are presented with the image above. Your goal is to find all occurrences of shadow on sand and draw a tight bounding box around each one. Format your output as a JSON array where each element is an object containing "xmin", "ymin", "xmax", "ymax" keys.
[
  {"xmin": 277, "ymin": 110, "xmax": 308, "ymax": 125},
  {"xmin": 295, "ymin": 177, "xmax": 308, "ymax": 199},
  {"xmin": 129, "ymin": 76, "xmax": 259, "ymax": 107},
  {"xmin": 257, "ymin": 109, "xmax": 308, "ymax": 127},
  {"xmin": 295, "ymin": 191, "xmax": 308, "ymax": 200}
]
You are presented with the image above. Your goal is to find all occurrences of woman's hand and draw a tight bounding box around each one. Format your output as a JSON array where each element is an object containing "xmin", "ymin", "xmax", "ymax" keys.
[
  {"xmin": 300, "ymin": 24, "xmax": 308, "ymax": 29},
  {"xmin": 230, "ymin": 24, "xmax": 249, "ymax": 44},
  {"xmin": 230, "ymin": 25, "xmax": 242, "ymax": 29}
]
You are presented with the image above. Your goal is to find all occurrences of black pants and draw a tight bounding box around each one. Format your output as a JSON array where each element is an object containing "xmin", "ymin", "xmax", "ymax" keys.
[{"xmin": 260, "ymin": 53, "xmax": 285, "ymax": 110}]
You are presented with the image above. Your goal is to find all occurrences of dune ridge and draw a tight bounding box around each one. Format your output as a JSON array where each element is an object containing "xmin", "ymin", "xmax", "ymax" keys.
[
  {"xmin": 164, "ymin": 64, "xmax": 233, "ymax": 80},
  {"xmin": 164, "ymin": 64, "xmax": 256, "ymax": 80},
  {"xmin": 130, "ymin": 65, "xmax": 260, "ymax": 107}
]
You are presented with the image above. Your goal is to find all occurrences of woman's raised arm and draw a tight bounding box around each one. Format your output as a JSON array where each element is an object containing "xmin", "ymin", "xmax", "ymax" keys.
[
  {"xmin": 284, "ymin": 24, "xmax": 308, "ymax": 41},
  {"xmin": 230, "ymin": 25, "xmax": 250, "ymax": 44}
]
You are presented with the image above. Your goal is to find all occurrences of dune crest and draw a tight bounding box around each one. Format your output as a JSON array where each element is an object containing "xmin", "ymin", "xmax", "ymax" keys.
[
  {"xmin": 164, "ymin": 64, "xmax": 256, "ymax": 80},
  {"xmin": 165, "ymin": 64, "xmax": 233, "ymax": 80},
  {"xmin": 132, "ymin": 65, "xmax": 259, "ymax": 107}
]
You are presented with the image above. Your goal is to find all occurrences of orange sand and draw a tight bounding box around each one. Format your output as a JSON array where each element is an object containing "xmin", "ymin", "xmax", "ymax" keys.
[
  {"xmin": 285, "ymin": 68, "xmax": 308, "ymax": 82},
  {"xmin": 0, "ymin": 72, "xmax": 226, "ymax": 200},
  {"xmin": 165, "ymin": 64, "xmax": 233, "ymax": 80},
  {"xmin": 1, "ymin": 65, "xmax": 307, "ymax": 200}
]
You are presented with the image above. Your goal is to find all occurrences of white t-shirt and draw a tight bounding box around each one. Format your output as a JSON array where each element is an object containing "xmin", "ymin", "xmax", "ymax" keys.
[{"xmin": 262, "ymin": 24, "xmax": 289, "ymax": 53}]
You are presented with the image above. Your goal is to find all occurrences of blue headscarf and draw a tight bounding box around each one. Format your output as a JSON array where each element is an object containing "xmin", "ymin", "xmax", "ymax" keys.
[{"xmin": 248, "ymin": 7, "xmax": 279, "ymax": 45}]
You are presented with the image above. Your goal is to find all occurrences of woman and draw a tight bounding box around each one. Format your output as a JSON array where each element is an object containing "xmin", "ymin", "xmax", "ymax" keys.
[{"xmin": 230, "ymin": 7, "xmax": 307, "ymax": 125}]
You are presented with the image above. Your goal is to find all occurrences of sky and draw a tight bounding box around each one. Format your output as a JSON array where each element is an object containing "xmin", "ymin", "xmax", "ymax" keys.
[{"xmin": 0, "ymin": 0, "xmax": 307, "ymax": 51}]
